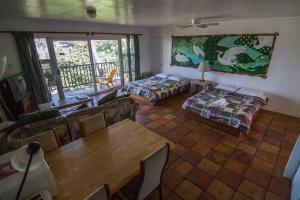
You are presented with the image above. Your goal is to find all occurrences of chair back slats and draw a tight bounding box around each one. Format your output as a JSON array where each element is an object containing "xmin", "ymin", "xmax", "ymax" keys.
[{"xmin": 79, "ymin": 112, "xmax": 107, "ymax": 137}]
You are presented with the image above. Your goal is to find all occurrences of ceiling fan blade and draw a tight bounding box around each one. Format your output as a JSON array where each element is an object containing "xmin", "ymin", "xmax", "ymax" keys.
[
  {"xmin": 203, "ymin": 23, "xmax": 220, "ymax": 26},
  {"xmin": 196, "ymin": 23, "xmax": 219, "ymax": 28},
  {"xmin": 177, "ymin": 25, "xmax": 193, "ymax": 28}
]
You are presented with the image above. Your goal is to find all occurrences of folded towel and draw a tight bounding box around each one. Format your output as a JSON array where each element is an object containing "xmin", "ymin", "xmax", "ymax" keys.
[{"xmin": 210, "ymin": 98, "xmax": 228, "ymax": 107}]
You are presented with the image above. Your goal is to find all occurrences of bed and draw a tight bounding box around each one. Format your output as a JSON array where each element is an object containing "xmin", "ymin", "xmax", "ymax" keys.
[
  {"xmin": 123, "ymin": 75, "xmax": 189, "ymax": 104},
  {"xmin": 182, "ymin": 86, "xmax": 267, "ymax": 136}
]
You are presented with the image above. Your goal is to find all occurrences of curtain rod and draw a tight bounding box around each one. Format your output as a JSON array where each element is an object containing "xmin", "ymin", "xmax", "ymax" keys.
[{"xmin": 0, "ymin": 31, "xmax": 143, "ymax": 36}]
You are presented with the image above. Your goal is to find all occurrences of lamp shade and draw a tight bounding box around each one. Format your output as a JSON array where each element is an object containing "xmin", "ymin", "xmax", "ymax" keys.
[
  {"xmin": 198, "ymin": 61, "xmax": 210, "ymax": 72},
  {"xmin": 11, "ymin": 145, "xmax": 44, "ymax": 172}
]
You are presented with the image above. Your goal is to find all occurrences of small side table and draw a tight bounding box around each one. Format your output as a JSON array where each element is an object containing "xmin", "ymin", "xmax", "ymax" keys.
[{"xmin": 189, "ymin": 80, "xmax": 215, "ymax": 94}]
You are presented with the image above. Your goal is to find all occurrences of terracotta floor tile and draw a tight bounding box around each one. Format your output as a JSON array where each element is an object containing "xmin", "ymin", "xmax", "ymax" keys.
[
  {"xmin": 232, "ymin": 192, "xmax": 251, "ymax": 200},
  {"xmin": 214, "ymin": 143, "xmax": 234, "ymax": 155},
  {"xmin": 207, "ymin": 179, "xmax": 234, "ymax": 200},
  {"xmin": 266, "ymin": 130, "xmax": 284, "ymax": 140},
  {"xmin": 200, "ymin": 192, "xmax": 217, "ymax": 200},
  {"xmin": 132, "ymin": 93, "xmax": 297, "ymax": 200},
  {"xmin": 268, "ymin": 177, "xmax": 290, "ymax": 199},
  {"xmin": 224, "ymin": 158, "xmax": 248, "ymax": 176},
  {"xmin": 245, "ymin": 167, "xmax": 271, "ymax": 188},
  {"xmin": 206, "ymin": 150, "xmax": 229, "ymax": 165},
  {"xmin": 172, "ymin": 144, "xmax": 202, "ymax": 166},
  {"xmin": 163, "ymin": 168, "xmax": 186, "ymax": 189},
  {"xmin": 238, "ymin": 179, "xmax": 266, "ymax": 200},
  {"xmin": 221, "ymin": 137, "xmax": 240, "ymax": 148},
  {"xmin": 272, "ymin": 166, "xmax": 285, "ymax": 179},
  {"xmin": 185, "ymin": 130, "xmax": 205, "ymax": 141},
  {"xmin": 265, "ymin": 191, "xmax": 285, "ymax": 200},
  {"xmin": 165, "ymin": 192, "xmax": 182, "ymax": 200},
  {"xmin": 147, "ymin": 113, "xmax": 160, "ymax": 120},
  {"xmin": 251, "ymin": 157, "xmax": 274, "ymax": 175},
  {"xmin": 255, "ymin": 149, "xmax": 277, "ymax": 165},
  {"xmin": 198, "ymin": 158, "xmax": 221, "ymax": 176},
  {"xmin": 263, "ymin": 135, "xmax": 282, "ymax": 147},
  {"xmin": 230, "ymin": 149, "xmax": 253, "ymax": 165},
  {"xmin": 170, "ymin": 159, "xmax": 194, "ymax": 176},
  {"xmin": 259, "ymin": 142, "xmax": 280, "ymax": 155},
  {"xmin": 164, "ymin": 114, "xmax": 176, "ymax": 120},
  {"xmin": 216, "ymin": 167, "xmax": 243, "ymax": 189},
  {"xmin": 175, "ymin": 180, "xmax": 202, "ymax": 200},
  {"xmin": 275, "ymin": 156, "xmax": 288, "ymax": 168},
  {"xmin": 237, "ymin": 143, "xmax": 257, "ymax": 156},
  {"xmin": 187, "ymin": 168, "xmax": 213, "ymax": 190},
  {"xmin": 192, "ymin": 141, "xmax": 213, "ymax": 156},
  {"xmin": 146, "ymin": 121, "xmax": 163, "ymax": 130},
  {"xmin": 169, "ymin": 126, "xmax": 191, "ymax": 141},
  {"xmin": 243, "ymin": 136, "xmax": 260, "ymax": 148},
  {"xmin": 179, "ymin": 136, "xmax": 197, "ymax": 148}
]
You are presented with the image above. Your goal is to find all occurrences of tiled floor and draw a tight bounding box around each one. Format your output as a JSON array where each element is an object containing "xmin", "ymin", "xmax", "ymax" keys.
[{"xmin": 133, "ymin": 92, "xmax": 300, "ymax": 200}]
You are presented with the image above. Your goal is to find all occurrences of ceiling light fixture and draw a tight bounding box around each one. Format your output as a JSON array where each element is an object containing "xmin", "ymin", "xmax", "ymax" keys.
[{"xmin": 85, "ymin": 0, "xmax": 97, "ymax": 19}]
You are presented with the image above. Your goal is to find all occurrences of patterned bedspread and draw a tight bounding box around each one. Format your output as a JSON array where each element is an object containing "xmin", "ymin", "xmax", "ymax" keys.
[
  {"xmin": 182, "ymin": 88, "xmax": 267, "ymax": 133},
  {"xmin": 123, "ymin": 76, "xmax": 189, "ymax": 103}
]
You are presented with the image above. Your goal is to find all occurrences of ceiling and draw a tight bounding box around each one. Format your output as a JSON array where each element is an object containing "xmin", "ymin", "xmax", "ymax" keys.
[{"xmin": 1, "ymin": 0, "xmax": 300, "ymax": 26}]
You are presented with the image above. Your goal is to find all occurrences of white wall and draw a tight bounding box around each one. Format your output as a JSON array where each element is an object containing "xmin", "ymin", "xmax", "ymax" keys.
[
  {"xmin": 0, "ymin": 33, "xmax": 22, "ymax": 79},
  {"xmin": 0, "ymin": 19, "xmax": 151, "ymax": 79},
  {"xmin": 149, "ymin": 17, "xmax": 300, "ymax": 117}
]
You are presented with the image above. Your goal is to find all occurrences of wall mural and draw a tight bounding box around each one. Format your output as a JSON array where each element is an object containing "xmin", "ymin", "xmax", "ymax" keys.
[{"xmin": 171, "ymin": 33, "xmax": 278, "ymax": 78}]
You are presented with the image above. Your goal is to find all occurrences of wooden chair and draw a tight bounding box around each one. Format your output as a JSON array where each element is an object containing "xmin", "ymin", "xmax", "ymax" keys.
[
  {"xmin": 97, "ymin": 69, "xmax": 117, "ymax": 88},
  {"xmin": 84, "ymin": 184, "xmax": 110, "ymax": 200},
  {"xmin": 78, "ymin": 112, "xmax": 107, "ymax": 137},
  {"xmin": 19, "ymin": 129, "xmax": 60, "ymax": 153},
  {"xmin": 120, "ymin": 143, "xmax": 170, "ymax": 200}
]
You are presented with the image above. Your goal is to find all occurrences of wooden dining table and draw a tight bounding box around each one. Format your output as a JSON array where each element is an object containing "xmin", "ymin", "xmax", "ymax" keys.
[{"xmin": 45, "ymin": 119, "xmax": 173, "ymax": 200}]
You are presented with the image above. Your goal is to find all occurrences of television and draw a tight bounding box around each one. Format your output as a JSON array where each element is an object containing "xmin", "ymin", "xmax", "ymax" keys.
[{"xmin": 6, "ymin": 73, "xmax": 29, "ymax": 102}]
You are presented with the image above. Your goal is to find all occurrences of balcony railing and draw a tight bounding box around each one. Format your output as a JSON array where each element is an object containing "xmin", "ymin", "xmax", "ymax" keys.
[{"xmin": 58, "ymin": 62, "xmax": 121, "ymax": 91}]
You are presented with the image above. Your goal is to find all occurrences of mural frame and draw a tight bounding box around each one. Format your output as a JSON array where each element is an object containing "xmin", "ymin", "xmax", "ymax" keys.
[{"xmin": 171, "ymin": 33, "xmax": 278, "ymax": 78}]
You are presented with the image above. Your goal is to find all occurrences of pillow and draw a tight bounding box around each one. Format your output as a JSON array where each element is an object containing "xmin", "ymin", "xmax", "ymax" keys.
[
  {"xmin": 167, "ymin": 75, "xmax": 183, "ymax": 82},
  {"xmin": 97, "ymin": 89, "xmax": 118, "ymax": 106},
  {"xmin": 215, "ymin": 83, "xmax": 239, "ymax": 92},
  {"xmin": 236, "ymin": 87, "xmax": 267, "ymax": 101},
  {"xmin": 155, "ymin": 73, "xmax": 168, "ymax": 79}
]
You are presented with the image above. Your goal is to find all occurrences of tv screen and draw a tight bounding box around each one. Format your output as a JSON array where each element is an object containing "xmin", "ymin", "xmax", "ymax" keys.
[{"xmin": 7, "ymin": 73, "xmax": 28, "ymax": 102}]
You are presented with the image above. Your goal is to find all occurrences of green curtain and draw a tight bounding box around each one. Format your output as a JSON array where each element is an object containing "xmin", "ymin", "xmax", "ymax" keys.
[
  {"xmin": 133, "ymin": 35, "xmax": 141, "ymax": 80},
  {"xmin": 125, "ymin": 34, "xmax": 141, "ymax": 81},
  {"xmin": 13, "ymin": 32, "xmax": 50, "ymax": 104},
  {"xmin": 126, "ymin": 34, "xmax": 133, "ymax": 82}
]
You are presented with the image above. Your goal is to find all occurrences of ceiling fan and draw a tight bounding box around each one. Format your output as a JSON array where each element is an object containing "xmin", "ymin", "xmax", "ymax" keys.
[{"xmin": 178, "ymin": 18, "xmax": 219, "ymax": 29}]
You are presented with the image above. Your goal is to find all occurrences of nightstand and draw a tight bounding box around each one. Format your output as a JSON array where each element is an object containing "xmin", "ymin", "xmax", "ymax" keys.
[{"xmin": 189, "ymin": 80, "xmax": 215, "ymax": 94}]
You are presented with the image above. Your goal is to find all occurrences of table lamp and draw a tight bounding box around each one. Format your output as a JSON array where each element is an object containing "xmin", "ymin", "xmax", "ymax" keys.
[
  {"xmin": 198, "ymin": 61, "xmax": 210, "ymax": 82},
  {"xmin": 11, "ymin": 142, "xmax": 44, "ymax": 200}
]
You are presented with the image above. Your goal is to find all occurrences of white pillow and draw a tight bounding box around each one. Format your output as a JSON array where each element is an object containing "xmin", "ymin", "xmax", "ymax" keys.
[
  {"xmin": 236, "ymin": 87, "xmax": 267, "ymax": 101},
  {"xmin": 215, "ymin": 84, "xmax": 239, "ymax": 92},
  {"xmin": 168, "ymin": 75, "xmax": 182, "ymax": 81},
  {"xmin": 155, "ymin": 73, "xmax": 168, "ymax": 79}
]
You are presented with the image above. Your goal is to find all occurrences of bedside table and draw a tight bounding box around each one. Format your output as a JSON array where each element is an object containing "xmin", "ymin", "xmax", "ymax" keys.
[{"xmin": 189, "ymin": 80, "xmax": 215, "ymax": 94}]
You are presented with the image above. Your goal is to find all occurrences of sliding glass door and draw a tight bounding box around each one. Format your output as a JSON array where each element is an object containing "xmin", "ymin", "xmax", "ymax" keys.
[
  {"xmin": 52, "ymin": 40, "xmax": 95, "ymax": 96},
  {"xmin": 35, "ymin": 36, "xmax": 129, "ymax": 100}
]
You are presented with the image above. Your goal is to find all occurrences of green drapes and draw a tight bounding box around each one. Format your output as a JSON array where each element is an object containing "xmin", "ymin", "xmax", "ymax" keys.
[
  {"xmin": 14, "ymin": 32, "xmax": 50, "ymax": 104},
  {"xmin": 126, "ymin": 34, "xmax": 133, "ymax": 82},
  {"xmin": 133, "ymin": 35, "xmax": 141, "ymax": 80},
  {"xmin": 126, "ymin": 34, "xmax": 141, "ymax": 81}
]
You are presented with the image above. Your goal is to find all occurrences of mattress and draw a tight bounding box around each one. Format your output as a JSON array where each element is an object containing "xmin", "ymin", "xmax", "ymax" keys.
[
  {"xmin": 123, "ymin": 76, "xmax": 189, "ymax": 104},
  {"xmin": 182, "ymin": 88, "xmax": 267, "ymax": 133}
]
